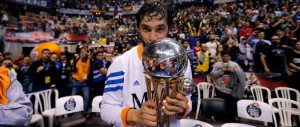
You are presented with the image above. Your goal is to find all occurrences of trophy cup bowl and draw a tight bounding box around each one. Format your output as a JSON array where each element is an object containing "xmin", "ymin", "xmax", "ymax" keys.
[
  {"xmin": 142, "ymin": 38, "xmax": 194, "ymax": 127},
  {"xmin": 142, "ymin": 38, "xmax": 187, "ymax": 79}
]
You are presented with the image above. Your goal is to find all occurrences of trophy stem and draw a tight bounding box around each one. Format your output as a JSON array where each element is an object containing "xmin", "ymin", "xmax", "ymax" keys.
[{"xmin": 165, "ymin": 80, "xmax": 170, "ymax": 127}]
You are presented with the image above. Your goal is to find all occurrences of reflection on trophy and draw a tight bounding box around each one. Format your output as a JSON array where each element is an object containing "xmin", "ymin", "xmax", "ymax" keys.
[{"xmin": 142, "ymin": 38, "xmax": 195, "ymax": 127}]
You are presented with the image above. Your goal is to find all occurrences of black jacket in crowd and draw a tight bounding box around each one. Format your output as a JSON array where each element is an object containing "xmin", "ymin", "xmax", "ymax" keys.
[{"xmin": 26, "ymin": 59, "xmax": 58, "ymax": 91}]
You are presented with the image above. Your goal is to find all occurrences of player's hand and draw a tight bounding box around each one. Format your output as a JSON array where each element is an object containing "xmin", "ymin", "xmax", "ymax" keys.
[
  {"xmin": 163, "ymin": 93, "xmax": 188, "ymax": 116},
  {"xmin": 136, "ymin": 100, "xmax": 157, "ymax": 127}
]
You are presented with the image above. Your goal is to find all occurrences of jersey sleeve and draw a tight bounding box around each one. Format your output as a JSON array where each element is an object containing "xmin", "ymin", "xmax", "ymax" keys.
[{"xmin": 101, "ymin": 56, "xmax": 128, "ymax": 127}]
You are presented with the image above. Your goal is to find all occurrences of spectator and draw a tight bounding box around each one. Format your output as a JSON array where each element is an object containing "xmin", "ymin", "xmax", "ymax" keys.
[
  {"xmin": 195, "ymin": 44, "xmax": 211, "ymax": 82},
  {"xmin": 71, "ymin": 48, "xmax": 90, "ymax": 115},
  {"xmin": 63, "ymin": 46, "xmax": 74, "ymax": 61},
  {"xmin": 249, "ymin": 31, "xmax": 271, "ymax": 53},
  {"xmin": 17, "ymin": 56, "xmax": 33, "ymax": 93},
  {"xmin": 238, "ymin": 36, "xmax": 254, "ymax": 71},
  {"xmin": 206, "ymin": 35, "xmax": 219, "ymax": 57},
  {"xmin": 286, "ymin": 40, "xmax": 300, "ymax": 91},
  {"xmin": 210, "ymin": 50, "xmax": 245, "ymax": 122},
  {"xmin": 260, "ymin": 35, "xmax": 291, "ymax": 78},
  {"xmin": 213, "ymin": 44, "xmax": 223, "ymax": 63},
  {"xmin": 239, "ymin": 21, "xmax": 253, "ymax": 38},
  {"xmin": 26, "ymin": 49, "xmax": 57, "ymax": 91},
  {"xmin": 91, "ymin": 51, "xmax": 110, "ymax": 97},
  {"xmin": 50, "ymin": 53, "xmax": 62, "ymax": 72},
  {"xmin": 192, "ymin": 40, "xmax": 202, "ymax": 55},
  {"xmin": 13, "ymin": 52, "xmax": 24, "ymax": 66},
  {"xmin": 58, "ymin": 53, "xmax": 72, "ymax": 97},
  {"xmin": 1, "ymin": 57, "xmax": 18, "ymax": 74},
  {"xmin": 3, "ymin": 52, "xmax": 12, "ymax": 59}
]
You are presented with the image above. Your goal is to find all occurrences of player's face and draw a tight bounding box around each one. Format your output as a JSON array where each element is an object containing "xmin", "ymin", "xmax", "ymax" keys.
[{"xmin": 138, "ymin": 16, "xmax": 169, "ymax": 45}]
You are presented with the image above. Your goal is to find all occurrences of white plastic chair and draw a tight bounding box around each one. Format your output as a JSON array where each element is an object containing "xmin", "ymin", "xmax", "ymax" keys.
[
  {"xmin": 85, "ymin": 96, "xmax": 111, "ymax": 127},
  {"xmin": 250, "ymin": 86, "xmax": 275, "ymax": 126},
  {"xmin": 180, "ymin": 119, "xmax": 213, "ymax": 127},
  {"xmin": 55, "ymin": 95, "xmax": 86, "ymax": 127},
  {"xmin": 250, "ymin": 86, "xmax": 271, "ymax": 103},
  {"xmin": 91, "ymin": 96, "xmax": 102, "ymax": 113},
  {"xmin": 221, "ymin": 123, "xmax": 255, "ymax": 127},
  {"xmin": 275, "ymin": 87, "xmax": 300, "ymax": 102},
  {"xmin": 269, "ymin": 98, "xmax": 300, "ymax": 127},
  {"xmin": 275, "ymin": 87, "xmax": 300, "ymax": 124},
  {"xmin": 222, "ymin": 100, "xmax": 273, "ymax": 127},
  {"xmin": 26, "ymin": 92, "xmax": 44, "ymax": 127},
  {"xmin": 195, "ymin": 82, "xmax": 215, "ymax": 119},
  {"xmin": 36, "ymin": 89, "xmax": 59, "ymax": 127}
]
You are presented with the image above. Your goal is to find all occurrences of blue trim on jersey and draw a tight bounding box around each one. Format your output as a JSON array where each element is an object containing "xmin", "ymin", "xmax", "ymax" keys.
[
  {"xmin": 104, "ymin": 86, "xmax": 123, "ymax": 93},
  {"xmin": 106, "ymin": 71, "xmax": 125, "ymax": 79},
  {"xmin": 106, "ymin": 78, "xmax": 124, "ymax": 85}
]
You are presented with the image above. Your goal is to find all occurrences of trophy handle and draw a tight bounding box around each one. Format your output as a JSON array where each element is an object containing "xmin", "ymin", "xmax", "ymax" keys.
[{"xmin": 144, "ymin": 73, "xmax": 153, "ymax": 101}]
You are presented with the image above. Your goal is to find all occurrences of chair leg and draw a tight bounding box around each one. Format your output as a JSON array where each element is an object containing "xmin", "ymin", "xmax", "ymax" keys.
[
  {"xmin": 273, "ymin": 112, "xmax": 278, "ymax": 127},
  {"xmin": 40, "ymin": 119, "xmax": 45, "ymax": 127},
  {"xmin": 49, "ymin": 116, "xmax": 53, "ymax": 127},
  {"xmin": 195, "ymin": 100, "xmax": 201, "ymax": 120}
]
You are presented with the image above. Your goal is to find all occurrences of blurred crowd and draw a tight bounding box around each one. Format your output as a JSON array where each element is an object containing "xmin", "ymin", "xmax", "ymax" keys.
[
  {"xmin": 55, "ymin": 0, "xmax": 143, "ymax": 10},
  {"xmin": 0, "ymin": 0, "xmax": 300, "ymax": 100}
]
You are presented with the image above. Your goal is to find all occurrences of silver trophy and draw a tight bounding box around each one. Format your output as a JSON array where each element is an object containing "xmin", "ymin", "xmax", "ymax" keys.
[{"xmin": 142, "ymin": 38, "xmax": 194, "ymax": 127}]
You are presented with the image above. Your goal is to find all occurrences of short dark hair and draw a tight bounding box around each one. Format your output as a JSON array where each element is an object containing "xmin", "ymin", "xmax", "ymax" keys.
[
  {"xmin": 96, "ymin": 51, "xmax": 104, "ymax": 56},
  {"xmin": 60, "ymin": 52, "xmax": 66, "ymax": 56},
  {"xmin": 42, "ymin": 48, "xmax": 50, "ymax": 53},
  {"xmin": 50, "ymin": 52, "xmax": 57, "ymax": 56},
  {"xmin": 0, "ymin": 57, "xmax": 12, "ymax": 64},
  {"xmin": 136, "ymin": 1, "xmax": 172, "ymax": 29},
  {"xmin": 3, "ymin": 52, "xmax": 12, "ymax": 57},
  {"xmin": 221, "ymin": 50, "xmax": 230, "ymax": 56}
]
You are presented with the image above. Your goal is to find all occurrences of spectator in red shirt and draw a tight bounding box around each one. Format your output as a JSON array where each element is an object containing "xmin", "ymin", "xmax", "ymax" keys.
[
  {"xmin": 239, "ymin": 21, "xmax": 253, "ymax": 38},
  {"xmin": 13, "ymin": 52, "xmax": 24, "ymax": 66}
]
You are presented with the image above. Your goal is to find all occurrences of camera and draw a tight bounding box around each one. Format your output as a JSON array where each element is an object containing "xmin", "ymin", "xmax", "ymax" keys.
[{"xmin": 6, "ymin": 64, "xmax": 12, "ymax": 69}]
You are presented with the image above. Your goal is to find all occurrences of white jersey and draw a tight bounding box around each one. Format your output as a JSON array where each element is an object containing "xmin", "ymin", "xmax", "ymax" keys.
[{"xmin": 101, "ymin": 44, "xmax": 193, "ymax": 127}]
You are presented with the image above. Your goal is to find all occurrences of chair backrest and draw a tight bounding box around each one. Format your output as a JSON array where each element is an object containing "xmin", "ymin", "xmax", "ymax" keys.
[
  {"xmin": 201, "ymin": 98, "xmax": 226, "ymax": 117},
  {"xmin": 26, "ymin": 92, "xmax": 39, "ymax": 114},
  {"xmin": 180, "ymin": 119, "xmax": 213, "ymax": 127},
  {"xmin": 55, "ymin": 95, "xmax": 84, "ymax": 116},
  {"xmin": 269, "ymin": 98, "xmax": 300, "ymax": 126},
  {"xmin": 221, "ymin": 123, "xmax": 255, "ymax": 127},
  {"xmin": 91, "ymin": 96, "xmax": 103, "ymax": 113},
  {"xmin": 197, "ymin": 82, "xmax": 215, "ymax": 99},
  {"xmin": 275, "ymin": 87, "xmax": 300, "ymax": 102},
  {"xmin": 250, "ymin": 86, "xmax": 271, "ymax": 103},
  {"xmin": 237, "ymin": 100, "xmax": 273, "ymax": 123},
  {"xmin": 36, "ymin": 89, "xmax": 59, "ymax": 112}
]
